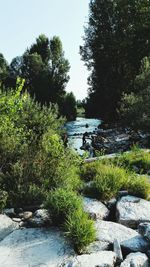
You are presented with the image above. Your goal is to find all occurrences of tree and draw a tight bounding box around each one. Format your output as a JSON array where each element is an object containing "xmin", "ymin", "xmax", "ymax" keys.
[
  {"xmin": 120, "ymin": 57, "xmax": 150, "ymax": 130},
  {"xmin": 60, "ymin": 92, "xmax": 77, "ymax": 121},
  {"xmin": 5, "ymin": 35, "xmax": 70, "ymax": 108},
  {"xmin": 0, "ymin": 53, "xmax": 8, "ymax": 88},
  {"xmin": 80, "ymin": 0, "xmax": 150, "ymax": 121}
]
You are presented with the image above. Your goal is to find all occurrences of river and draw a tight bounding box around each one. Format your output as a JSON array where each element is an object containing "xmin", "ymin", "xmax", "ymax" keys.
[{"xmin": 65, "ymin": 117, "xmax": 101, "ymax": 155}]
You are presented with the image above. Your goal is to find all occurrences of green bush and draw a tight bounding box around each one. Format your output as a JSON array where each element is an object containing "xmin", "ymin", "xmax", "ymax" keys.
[
  {"xmin": 83, "ymin": 163, "xmax": 128, "ymax": 200},
  {"xmin": 0, "ymin": 79, "xmax": 81, "ymax": 207},
  {"xmin": 81, "ymin": 161, "xmax": 101, "ymax": 182},
  {"xmin": 0, "ymin": 190, "xmax": 8, "ymax": 212},
  {"xmin": 45, "ymin": 188, "xmax": 82, "ymax": 224},
  {"xmin": 65, "ymin": 208, "xmax": 96, "ymax": 253},
  {"xmin": 82, "ymin": 161, "xmax": 150, "ymax": 200},
  {"xmin": 126, "ymin": 174, "xmax": 150, "ymax": 199}
]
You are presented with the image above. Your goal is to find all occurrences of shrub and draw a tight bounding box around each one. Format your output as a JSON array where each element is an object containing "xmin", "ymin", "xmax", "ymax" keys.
[
  {"xmin": 45, "ymin": 188, "xmax": 82, "ymax": 224},
  {"xmin": 0, "ymin": 79, "xmax": 81, "ymax": 207},
  {"xmin": 0, "ymin": 190, "xmax": 8, "ymax": 212},
  {"xmin": 65, "ymin": 208, "xmax": 96, "ymax": 253},
  {"xmin": 83, "ymin": 163, "xmax": 128, "ymax": 200},
  {"xmin": 126, "ymin": 174, "xmax": 150, "ymax": 199},
  {"xmin": 81, "ymin": 161, "xmax": 101, "ymax": 182}
]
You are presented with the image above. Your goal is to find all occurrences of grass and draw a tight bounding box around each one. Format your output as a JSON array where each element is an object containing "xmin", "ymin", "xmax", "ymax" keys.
[{"xmin": 81, "ymin": 160, "xmax": 150, "ymax": 200}]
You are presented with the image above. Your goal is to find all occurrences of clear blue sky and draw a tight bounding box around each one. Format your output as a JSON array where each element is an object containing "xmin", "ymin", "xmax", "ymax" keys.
[{"xmin": 0, "ymin": 0, "xmax": 90, "ymax": 100}]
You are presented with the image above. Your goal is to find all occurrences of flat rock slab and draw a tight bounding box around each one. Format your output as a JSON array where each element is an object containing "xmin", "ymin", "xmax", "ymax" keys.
[
  {"xmin": 0, "ymin": 214, "xmax": 18, "ymax": 241},
  {"xmin": 0, "ymin": 228, "xmax": 75, "ymax": 267},
  {"xmin": 95, "ymin": 220, "xmax": 149, "ymax": 253},
  {"xmin": 120, "ymin": 252, "xmax": 149, "ymax": 267},
  {"xmin": 64, "ymin": 251, "xmax": 116, "ymax": 267},
  {"xmin": 83, "ymin": 197, "xmax": 109, "ymax": 220},
  {"xmin": 117, "ymin": 195, "xmax": 150, "ymax": 228}
]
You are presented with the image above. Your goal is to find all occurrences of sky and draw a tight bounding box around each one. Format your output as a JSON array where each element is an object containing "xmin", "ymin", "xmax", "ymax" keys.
[{"xmin": 0, "ymin": 0, "xmax": 90, "ymax": 100}]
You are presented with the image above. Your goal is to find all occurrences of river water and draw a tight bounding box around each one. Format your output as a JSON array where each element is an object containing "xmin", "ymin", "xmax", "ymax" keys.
[{"xmin": 65, "ymin": 117, "xmax": 101, "ymax": 155}]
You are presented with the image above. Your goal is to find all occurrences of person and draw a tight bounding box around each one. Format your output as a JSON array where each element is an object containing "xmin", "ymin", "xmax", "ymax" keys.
[{"xmin": 82, "ymin": 132, "xmax": 88, "ymax": 146}]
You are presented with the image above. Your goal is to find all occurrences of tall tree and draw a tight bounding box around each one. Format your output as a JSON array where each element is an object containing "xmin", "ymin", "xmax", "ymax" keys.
[
  {"xmin": 0, "ymin": 53, "xmax": 8, "ymax": 88},
  {"xmin": 80, "ymin": 0, "xmax": 150, "ymax": 121}
]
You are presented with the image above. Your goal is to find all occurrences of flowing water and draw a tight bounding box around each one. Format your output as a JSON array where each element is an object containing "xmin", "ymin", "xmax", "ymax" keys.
[{"xmin": 65, "ymin": 117, "xmax": 101, "ymax": 155}]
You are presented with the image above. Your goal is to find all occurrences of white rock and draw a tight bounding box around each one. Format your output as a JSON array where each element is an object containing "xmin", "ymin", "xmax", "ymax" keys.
[
  {"xmin": 0, "ymin": 214, "xmax": 18, "ymax": 241},
  {"xmin": 117, "ymin": 195, "xmax": 150, "ymax": 228},
  {"xmin": 28, "ymin": 209, "xmax": 51, "ymax": 227},
  {"xmin": 0, "ymin": 228, "xmax": 75, "ymax": 267},
  {"xmin": 120, "ymin": 252, "xmax": 149, "ymax": 267},
  {"xmin": 64, "ymin": 251, "xmax": 116, "ymax": 267},
  {"xmin": 83, "ymin": 197, "xmax": 109, "ymax": 220},
  {"xmin": 95, "ymin": 220, "xmax": 149, "ymax": 253}
]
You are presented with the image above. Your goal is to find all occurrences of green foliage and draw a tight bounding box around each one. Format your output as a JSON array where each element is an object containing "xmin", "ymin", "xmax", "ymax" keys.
[
  {"xmin": 120, "ymin": 57, "xmax": 150, "ymax": 130},
  {"xmin": 65, "ymin": 208, "xmax": 96, "ymax": 253},
  {"xmin": 60, "ymin": 92, "xmax": 77, "ymax": 121},
  {"xmin": 0, "ymin": 80, "xmax": 80, "ymax": 207},
  {"xmin": 0, "ymin": 190, "xmax": 8, "ymax": 212},
  {"xmin": 45, "ymin": 188, "xmax": 82, "ymax": 224},
  {"xmin": 110, "ymin": 148, "xmax": 150, "ymax": 174},
  {"xmin": 1, "ymin": 34, "xmax": 73, "ymax": 119},
  {"xmin": 81, "ymin": 0, "xmax": 150, "ymax": 120},
  {"xmin": 82, "ymin": 161, "xmax": 150, "ymax": 200}
]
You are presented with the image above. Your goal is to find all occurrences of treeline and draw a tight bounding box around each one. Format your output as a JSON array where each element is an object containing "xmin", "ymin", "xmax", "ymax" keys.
[
  {"xmin": 80, "ymin": 0, "xmax": 150, "ymax": 130},
  {"xmin": 0, "ymin": 35, "xmax": 77, "ymax": 121}
]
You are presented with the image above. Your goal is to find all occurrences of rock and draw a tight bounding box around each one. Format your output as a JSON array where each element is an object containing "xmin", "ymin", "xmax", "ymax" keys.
[
  {"xmin": 22, "ymin": 211, "xmax": 33, "ymax": 220},
  {"xmin": 117, "ymin": 191, "xmax": 129, "ymax": 199},
  {"xmin": 84, "ymin": 241, "xmax": 110, "ymax": 254},
  {"xmin": 12, "ymin": 218, "xmax": 22, "ymax": 223},
  {"xmin": 0, "ymin": 228, "xmax": 75, "ymax": 267},
  {"xmin": 116, "ymin": 195, "xmax": 150, "ymax": 228},
  {"xmin": 113, "ymin": 239, "xmax": 123, "ymax": 264},
  {"xmin": 95, "ymin": 220, "xmax": 149, "ymax": 254},
  {"xmin": 120, "ymin": 252, "xmax": 149, "ymax": 267},
  {"xmin": 28, "ymin": 209, "xmax": 52, "ymax": 227},
  {"xmin": 3, "ymin": 208, "xmax": 15, "ymax": 218},
  {"xmin": 138, "ymin": 222, "xmax": 150, "ymax": 241},
  {"xmin": 107, "ymin": 198, "xmax": 117, "ymax": 210},
  {"xmin": 83, "ymin": 197, "xmax": 109, "ymax": 220},
  {"xmin": 0, "ymin": 214, "xmax": 18, "ymax": 241},
  {"xmin": 64, "ymin": 251, "xmax": 116, "ymax": 267}
]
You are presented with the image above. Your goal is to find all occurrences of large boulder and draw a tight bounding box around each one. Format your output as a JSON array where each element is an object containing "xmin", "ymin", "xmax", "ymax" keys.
[
  {"xmin": 0, "ymin": 214, "xmax": 18, "ymax": 241},
  {"xmin": 116, "ymin": 195, "xmax": 150, "ymax": 228},
  {"xmin": 95, "ymin": 220, "xmax": 149, "ymax": 254},
  {"xmin": 138, "ymin": 222, "xmax": 150, "ymax": 241},
  {"xmin": 0, "ymin": 228, "xmax": 75, "ymax": 267},
  {"xmin": 64, "ymin": 251, "xmax": 116, "ymax": 267},
  {"xmin": 120, "ymin": 252, "xmax": 149, "ymax": 267},
  {"xmin": 83, "ymin": 197, "xmax": 109, "ymax": 220}
]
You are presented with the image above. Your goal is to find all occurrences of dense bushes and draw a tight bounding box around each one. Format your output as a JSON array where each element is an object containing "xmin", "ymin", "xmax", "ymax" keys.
[
  {"xmin": 45, "ymin": 188, "xmax": 96, "ymax": 252},
  {"xmin": 0, "ymin": 79, "xmax": 81, "ymax": 207},
  {"xmin": 81, "ymin": 160, "xmax": 150, "ymax": 200}
]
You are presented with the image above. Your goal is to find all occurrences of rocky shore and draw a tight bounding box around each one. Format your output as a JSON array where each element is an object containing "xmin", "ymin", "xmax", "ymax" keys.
[
  {"xmin": 0, "ymin": 191, "xmax": 150, "ymax": 266},
  {"xmin": 80, "ymin": 124, "xmax": 150, "ymax": 155}
]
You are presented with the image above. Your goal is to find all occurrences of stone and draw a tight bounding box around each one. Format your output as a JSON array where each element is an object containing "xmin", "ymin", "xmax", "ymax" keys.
[
  {"xmin": 0, "ymin": 214, "xmax": 18, "ymax": 241},
  {"xmin": 0, "ymin": 228, "xmax": 75, "ymax": 267},
  {"xmin": 28, "ymin": 209, "xmax": 52, "ymax": 227},
  {"xmin": 120, "ymin": 252, "xmax": 149, "ymax": 267},
  {"xmin": 84, "ymin": 241, "xmax": 110, "ymax": 254},
  {"xmin": 83, "ymin": 197, "xmax": 109, "ymax": 220},
  {"xmin": 117, "ymin": 191, "xmax": 129, "ymax": 199},
  {"xmin": 3, "ymin": 208, "xmax": 15, "ymax": 217},
  {"xmin": 22, "ymin": 211, "xmax": 33, "ymax": 220},
  {"xmin": 64, "ymin": 251, "xmax": 116, "ymax": 267},
  {"xmin": 116, "ymin": 195, "xmax": 150, "ymax": 228},
  {"xmin": 95, "ymin": 220, "xmax": 149, "ymax": 254},
  {"xmin": 138, "ymin": 222, "xmax": 150, "ymax": 241},
  {"xmin": 113, "ymin": 239, "xmax": 123, "ymax": 264},
  {"xmin": 12, "ymin": 218, "xmax": 22, "ymax": 223}
]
